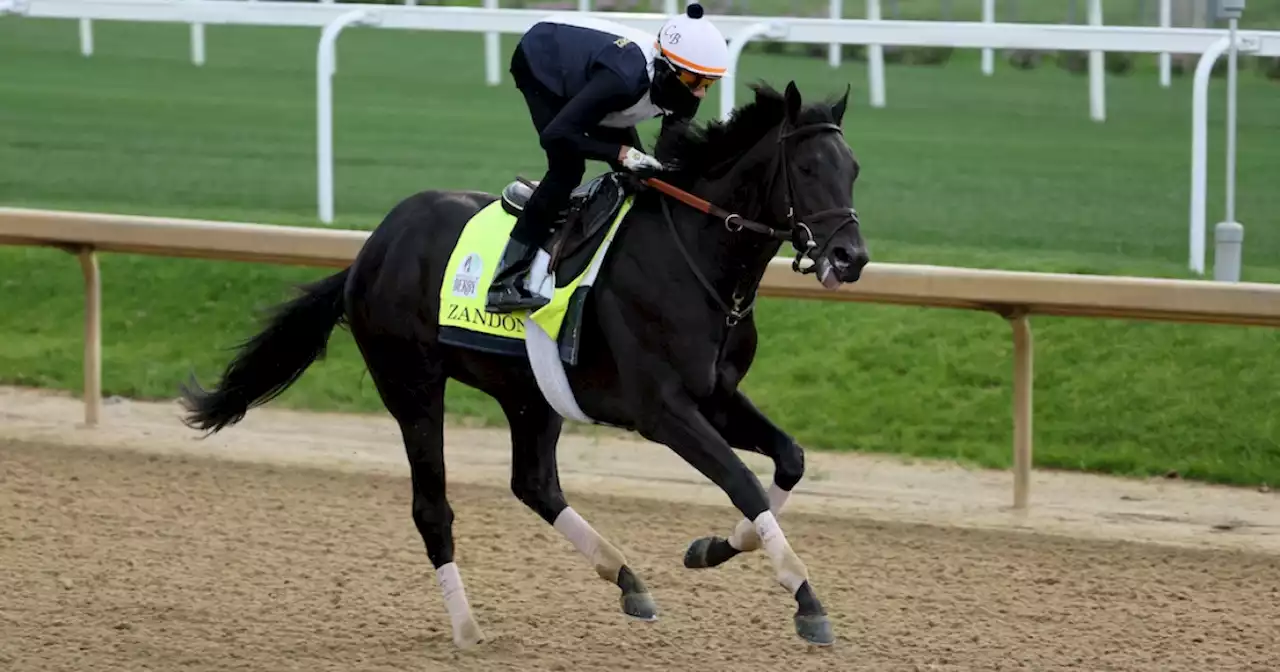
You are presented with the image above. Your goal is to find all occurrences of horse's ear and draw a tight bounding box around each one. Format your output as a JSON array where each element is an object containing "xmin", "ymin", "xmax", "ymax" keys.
[
  {"xmin": 753, "ymin": 83, "xmax": 770, "ymax": 104},
  {"xmin": 784, "ymin": 80, "xmax": 802, "ymax": 122},
  {"xmin": 832, "ymin": 83, "xmax": 850, "ymax": 126}
]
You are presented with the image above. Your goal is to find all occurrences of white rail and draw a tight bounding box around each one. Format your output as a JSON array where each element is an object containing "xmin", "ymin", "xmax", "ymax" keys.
[{"xmin": 3, "ymin": 0, "xmax": 1274, "ymax": 277}]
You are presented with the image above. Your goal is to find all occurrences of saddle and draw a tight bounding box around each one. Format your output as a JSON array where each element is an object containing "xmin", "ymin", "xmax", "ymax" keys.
[
  {"xmin": 437, "ymin": 170, "xmax": 636, "ymax": 365},
  {"xmin": 500, "ymin": 172, "xmax": 631, "ymax": 286}
]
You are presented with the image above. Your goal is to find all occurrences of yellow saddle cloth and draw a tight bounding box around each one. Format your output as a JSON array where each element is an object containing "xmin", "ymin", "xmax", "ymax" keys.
[{"xmin": 437, "ymin": 196, "xmax": 634, "ymax": 358}]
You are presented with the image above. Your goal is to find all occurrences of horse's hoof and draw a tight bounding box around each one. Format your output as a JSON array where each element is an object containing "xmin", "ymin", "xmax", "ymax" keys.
[
  {"xmin": 615, "ymin": 565, "xmax": 658, "ymax": 622},
  {"xmin": 683, "ymin": 536, "xmax": 739, "ymax": 569},
  {"xmin": 684, "ymin": 537, "xmax": 714, "ymax": 568},
  {"xmin": 794, "ymin": 613, "xmax": 834, "ymax": 646},
  {"xmin": 621, "ymin": 590, "xmax": 659, "ymax": 622}
]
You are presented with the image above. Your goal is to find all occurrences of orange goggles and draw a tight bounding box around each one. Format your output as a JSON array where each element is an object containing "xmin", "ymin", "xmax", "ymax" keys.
[{"xmin": 675, "ymin": 68, "xmax": 720, "ymax": 92}]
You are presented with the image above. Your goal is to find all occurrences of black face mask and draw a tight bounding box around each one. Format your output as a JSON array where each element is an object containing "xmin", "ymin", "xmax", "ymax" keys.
[{"xmin": 649, "ymin": 59, "xmax": 699, "ymax": 119}]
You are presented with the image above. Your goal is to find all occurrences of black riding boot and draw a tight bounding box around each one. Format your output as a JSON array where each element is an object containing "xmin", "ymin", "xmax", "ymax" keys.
[{"xmin": 485, "ymin": 239, "xmax": 550, "ymax": 314}]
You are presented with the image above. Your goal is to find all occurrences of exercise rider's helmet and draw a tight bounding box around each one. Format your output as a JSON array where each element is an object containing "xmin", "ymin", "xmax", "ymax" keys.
[{"xmin": 650, "ymin": 3, "xmax": 729, "ymax": 116}]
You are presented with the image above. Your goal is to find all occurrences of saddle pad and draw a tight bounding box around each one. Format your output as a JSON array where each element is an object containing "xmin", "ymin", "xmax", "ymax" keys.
[{"xmin": 437, "ymin": 197, "xmax": 633, "ymax": 348}]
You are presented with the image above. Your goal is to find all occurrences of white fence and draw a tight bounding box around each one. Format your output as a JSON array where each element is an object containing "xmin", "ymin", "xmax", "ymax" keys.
[{"xmin": 3, "ymin": 0, "xmax": 1277, "ymax": 279}]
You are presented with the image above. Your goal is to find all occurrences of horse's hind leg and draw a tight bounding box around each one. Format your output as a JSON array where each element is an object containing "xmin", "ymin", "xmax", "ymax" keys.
[
  {"xmin": 354, "ymin": 333, "xmax": 484, "ymax": 649},
  {"xmin": 498, "ymin": 393, "xmax": 658, "ymax": 622},
  {"xmin": 686, "ymin": 389, "xmax": 803, "ymax": 569}
]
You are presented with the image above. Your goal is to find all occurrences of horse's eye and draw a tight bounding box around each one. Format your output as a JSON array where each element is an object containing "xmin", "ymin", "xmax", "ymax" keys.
[{"xmin": 798, "ymin": 165, "xmax": 815, "ymax": 177}]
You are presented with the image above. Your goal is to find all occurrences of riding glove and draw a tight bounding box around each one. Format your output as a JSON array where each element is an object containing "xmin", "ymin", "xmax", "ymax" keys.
[{"xmin": 620, "ymin": 146, "xmax": 666, "ymax": 172}]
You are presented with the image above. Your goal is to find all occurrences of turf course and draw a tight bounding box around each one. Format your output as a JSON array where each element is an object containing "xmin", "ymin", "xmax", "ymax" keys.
[{"xmin": 1, "ymin": 18, "xmax": 1277, "ymax": 487}]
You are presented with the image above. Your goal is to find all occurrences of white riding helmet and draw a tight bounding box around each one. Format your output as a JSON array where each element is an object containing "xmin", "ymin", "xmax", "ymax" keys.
[{"xmin": 655, "ymin": 3, "xmax": 729, "ymax": 80}]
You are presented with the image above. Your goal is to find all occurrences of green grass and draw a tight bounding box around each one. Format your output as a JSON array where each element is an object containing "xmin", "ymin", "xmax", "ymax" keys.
[{"xmin": 1, "ymin": 18, "xmax": 1278, "ymax": 488}]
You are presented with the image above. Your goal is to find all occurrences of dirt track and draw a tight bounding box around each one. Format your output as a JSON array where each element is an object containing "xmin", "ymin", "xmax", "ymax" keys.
[{"xmin": 3, "ymin": 386, "xmax": 1279, "ymax": 671}]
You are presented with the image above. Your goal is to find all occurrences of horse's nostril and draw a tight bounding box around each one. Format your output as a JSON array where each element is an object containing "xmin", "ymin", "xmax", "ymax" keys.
[{"xmin": 831, "ymin": 246, "xmax": 853, "ymax": 266}]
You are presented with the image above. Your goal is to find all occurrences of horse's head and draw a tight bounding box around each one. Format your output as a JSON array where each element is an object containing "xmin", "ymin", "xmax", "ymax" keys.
[
  {"xmin": 769, "ymin": 81, "xmax": 868, "ymax": 288},
  {"xmin": 651, "ymin": 81, "xmax": 869, "ymax": 289}
]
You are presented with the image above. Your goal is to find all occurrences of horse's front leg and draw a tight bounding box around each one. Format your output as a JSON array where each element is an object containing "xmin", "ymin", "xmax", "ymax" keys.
[
  {"xmin": 641, "ymin": 392, "xmax": 832, "ymax": 645},
  {"xmin": 685, "ymin": 388, "xmax": 804, "ymax": 570}
]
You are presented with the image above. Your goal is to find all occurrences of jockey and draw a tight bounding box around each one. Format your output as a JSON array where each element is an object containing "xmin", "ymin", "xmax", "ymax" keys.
[{"xmin": 486, "ymin": 2, "xmax": 730, "ymax": 314}]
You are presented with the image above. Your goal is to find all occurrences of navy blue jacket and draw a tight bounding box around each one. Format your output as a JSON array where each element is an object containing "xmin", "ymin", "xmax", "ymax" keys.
[
  {"xmin": 518, "ymin": 20, "xmax": 651, "ymax": 104},
  {"xmin": 515, "ymin": 17, "xmax": 696, "ymax": 163}
]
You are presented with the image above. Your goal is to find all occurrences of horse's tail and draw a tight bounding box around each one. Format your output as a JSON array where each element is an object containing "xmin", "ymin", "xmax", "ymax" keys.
[{"xmin": 179, "ymin": 267, "xmax": 350, "ymax": 434}]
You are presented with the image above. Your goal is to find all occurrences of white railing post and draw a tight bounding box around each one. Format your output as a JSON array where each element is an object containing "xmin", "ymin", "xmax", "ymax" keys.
[
  {"xmin": 1225, "ymin": 17, "xmax": 1240, "ymax": 229},
  {"xmin": 1189, "ymin": 36, "xmax": 1230, "ymax": 275},
  {"xmin": 1214, "ymin": 4, "xmax": 1246, "ymax": 283},
  {"xmin": 187, "ymin": 0, "xmax": 205, "ymax": 66},
  {"xmin": 828, "ymin": 0, "xmax": 841, "ymax": 68},
  {"xmin": 484, "ymin": 0, "xmax": 499, "ymax": 86},
  {"xmin": 721, "ymin": 22, "xmax": 789, "ymax": 121},
  {"xmin": 1158, "ymin": 0, "xmax": 1171, "ymax": 88},
  {"xmin": 866, "ymin": 0, "xmax": 884, "ymax": 108},
  {"xmin": 317, "ymin": 9, "xmax": 378, "ymax": 225},
  {"xmin": 981, "ymin": 0, "xmax": 994, "ymax": 76},
  {"xmin": 1087, "ymin": 0, "xmax": 1104, "ymax": 122},
  {"xmin": 191, "ymin": 23, "xmax": 205, "ymax": 66},
  {"xmin": 80, "ymin": 17, "xmax": 93, "ymax": 56}
]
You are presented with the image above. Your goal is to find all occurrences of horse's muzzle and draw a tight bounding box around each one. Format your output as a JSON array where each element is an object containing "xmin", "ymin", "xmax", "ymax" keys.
[{"xmin": 817, "ymin": 241, "xmax": 869, "ymax": 288}]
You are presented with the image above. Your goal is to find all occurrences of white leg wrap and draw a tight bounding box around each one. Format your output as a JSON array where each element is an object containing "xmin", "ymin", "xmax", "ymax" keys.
[
  {"xmin": 728, "ymin": 483, "xmax": 792, "ymax": 551},
  {"xmin": 553, "ymin": 506, "xmax": 624, "ymax": 582},
  {"xmin": 754, "ymin": 510, "xmax": 808, "ymax": 594},
  {"xmin": 767, "ymin": 482, "xmax": 792, "ymax": 512},
  {"xmin": 435, "ymin": 562, "xmax": 483, "ymax": 647},
  {"xmin": 553, "ymin": 506, "xmax": 600, "ymax": 562}
]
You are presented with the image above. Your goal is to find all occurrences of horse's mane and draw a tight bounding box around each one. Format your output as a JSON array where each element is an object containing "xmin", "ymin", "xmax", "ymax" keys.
[{"xmin": 652, "ymin": 82, "xmax": 841, "ymax": 186}]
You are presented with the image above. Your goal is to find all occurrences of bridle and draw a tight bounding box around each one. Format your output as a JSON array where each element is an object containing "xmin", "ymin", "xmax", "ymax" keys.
[
  {"xmin": 645, "ymin": 117, "xmax": 859, "ymax": 326},
  {"xmin": 770, "ymin": 120, "xmax": 861, "ymax": 273}
]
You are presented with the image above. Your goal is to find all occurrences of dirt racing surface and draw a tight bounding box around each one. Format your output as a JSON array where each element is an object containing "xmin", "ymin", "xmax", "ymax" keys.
[{"xmin": 2, "ymin": 386, "xmax": 1279, "ymax": 671}]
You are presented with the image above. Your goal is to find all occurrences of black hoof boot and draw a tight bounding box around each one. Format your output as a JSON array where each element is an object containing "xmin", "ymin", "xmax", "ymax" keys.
[
  {"xmin": 794, "ymin": 580, "xmax": 834, "ymax": 646},
  {"xmin": 683, "ymin": 536, "xmax": 742, "ymax": 569},
  {"xmin": 616, "ymin": 565, "xmax": 658, "ymax": 622}
]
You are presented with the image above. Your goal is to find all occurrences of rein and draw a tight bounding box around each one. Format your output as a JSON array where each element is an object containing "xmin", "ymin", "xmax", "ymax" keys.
[
  {"xmin": 642, "ymin": 117, "xmax": 858, "ymax": 326},
  {"xmin": 643, "ymin": 178, "xmax": 799, "ymax": 246},
  {"xmin": 657, "ymin": 195, "xmax": 756, "ymax": 326}
]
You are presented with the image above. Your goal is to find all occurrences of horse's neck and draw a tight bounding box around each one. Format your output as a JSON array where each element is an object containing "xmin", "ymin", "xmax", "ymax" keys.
[{"xmin": 679, "ymin": 165, "xmax": 783, "ymax": 301}]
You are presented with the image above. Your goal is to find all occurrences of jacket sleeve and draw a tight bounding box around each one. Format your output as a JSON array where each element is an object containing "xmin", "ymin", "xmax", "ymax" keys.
[{"xmin": 538, "ymin": 67, "xmax": 646, "ymax": 164}]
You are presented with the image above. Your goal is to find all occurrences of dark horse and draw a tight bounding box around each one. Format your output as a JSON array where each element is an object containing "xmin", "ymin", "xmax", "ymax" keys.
[{"xmin": 179, "ymin": 81, "xmax": 868, "ymax": 648}]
